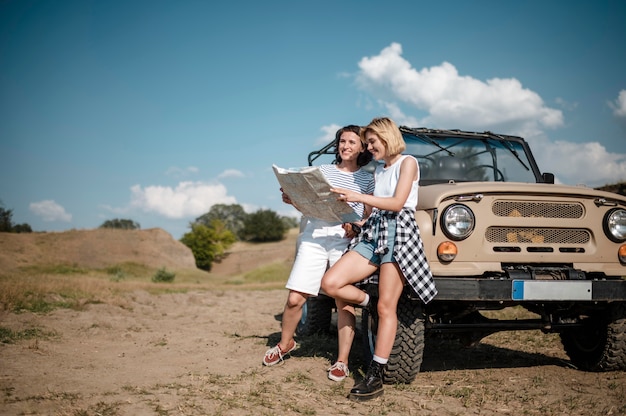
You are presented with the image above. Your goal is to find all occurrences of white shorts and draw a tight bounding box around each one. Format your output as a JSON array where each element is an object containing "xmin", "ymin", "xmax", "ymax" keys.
[{"xmin": 285, "ymin": 220, "xmax": 349, "ymax": 296}]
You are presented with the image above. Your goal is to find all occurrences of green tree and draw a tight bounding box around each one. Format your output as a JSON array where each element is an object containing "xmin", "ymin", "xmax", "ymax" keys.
[
  {"xmin": 195, "ymin": 204, "xmax": 247, "ymax": 240},
  {"xmin": 0, "ymin": 203, "xmax": 12, "ymax": 232},
  {"xmin": 0, "ymin": 200, "xmax": 32, "ymax": 233},
  {"xmin": 100, "ymin": 218, "xmax": 141, "ymax": 230},
  {"xmin": 12, "ymin": 223, "xmax": 32, "ymax": 233},
  {"xmin": 242, "ymin": 209, "xmax": 287, "ymax": 242},
  {"xmin": 180, "ymin": 219, "xmax": 236, "ymax": 271}
]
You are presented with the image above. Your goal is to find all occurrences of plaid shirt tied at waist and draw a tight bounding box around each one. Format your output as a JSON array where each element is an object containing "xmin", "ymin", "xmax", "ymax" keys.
[{"xmin": 349, "ymin": 208, "xmax": 438, "ymax": 304}]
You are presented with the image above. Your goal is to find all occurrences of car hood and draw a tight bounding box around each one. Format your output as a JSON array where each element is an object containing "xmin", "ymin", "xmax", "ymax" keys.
[{"xmin": 417, "ymin": 181, "xmax": 626, "ymax": 210}]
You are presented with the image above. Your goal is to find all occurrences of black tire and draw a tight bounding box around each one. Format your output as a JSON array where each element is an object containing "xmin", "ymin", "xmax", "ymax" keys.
[
  {"xmin": 296, "ymin": 294, "xmax": 335, "ymax": 336},
  {"xmin": 362, "ymin": 292, "xmax": 425, "ymax": 384},
  {"xmin": 560, "ymin": 302, "xmax": 626, "ymax": 371}
]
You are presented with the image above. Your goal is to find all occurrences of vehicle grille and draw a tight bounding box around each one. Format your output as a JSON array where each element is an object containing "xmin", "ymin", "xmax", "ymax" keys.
[
  {"xmin": 486, "ymin": 227, "xmax": 590, "ymax": 244},
  {"xmin": 492, "ymin": 201, "xmax": 584, "ymax": 219}
]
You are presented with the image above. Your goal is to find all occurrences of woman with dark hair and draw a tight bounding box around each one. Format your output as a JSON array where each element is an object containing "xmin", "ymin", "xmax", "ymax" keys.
[{"xmin": 263, "ymin": 125, "xmax": 374, "ymax": 383}]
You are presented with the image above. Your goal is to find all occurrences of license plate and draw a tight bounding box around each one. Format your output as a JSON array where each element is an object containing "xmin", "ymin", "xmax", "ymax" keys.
[{"xmin": 512, "ymin": 280, "xmax": 592, "ymax": 300}]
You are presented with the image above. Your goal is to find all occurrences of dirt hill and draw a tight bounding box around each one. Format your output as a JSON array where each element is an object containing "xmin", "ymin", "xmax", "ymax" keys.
[
  {"xmin": 0, "ymin": 228, "xmax": 196, "ymax": 271},
  {"xmin": 0, "ymin": 227, "xmax": 298, "ymax": 275},
  {"xmin": 209, "ymin": 228, "xmax": 298, "ymax": 276}
]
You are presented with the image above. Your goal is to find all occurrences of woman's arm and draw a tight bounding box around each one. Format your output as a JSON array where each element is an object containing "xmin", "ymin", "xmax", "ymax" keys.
[
  {"xmin": 342, "ymin": 199, "xmax": 373, "ymax": 238},
  {"xmin": 332, "ymin": 157, "xmax": 417, "ymax": 212},
  {"xmin": 281, "ymin": 187, "xmax": 305, "ymax": 213}
]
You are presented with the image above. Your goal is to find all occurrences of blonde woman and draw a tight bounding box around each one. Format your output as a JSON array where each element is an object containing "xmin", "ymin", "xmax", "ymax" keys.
[{"xmin": 321, "ymin": 117, "xmax": 437, "ymax": 401}]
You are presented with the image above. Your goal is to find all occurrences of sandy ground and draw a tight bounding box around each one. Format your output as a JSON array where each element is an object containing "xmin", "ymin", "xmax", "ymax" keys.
[{"xmin": 1, "ymin": 229, "xmax": 625, "ymax": 415}]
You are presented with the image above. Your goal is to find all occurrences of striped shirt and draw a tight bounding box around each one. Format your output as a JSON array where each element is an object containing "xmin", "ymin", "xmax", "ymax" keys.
[{"xmin": 319, "ymin": 164, "xmax": 374, "ymax": 218}]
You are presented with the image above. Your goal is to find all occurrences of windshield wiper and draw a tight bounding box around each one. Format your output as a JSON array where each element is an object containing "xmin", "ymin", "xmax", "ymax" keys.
[
  {"xmin": 485, "ymin": 131, "xmax": 530, "ymax": 171},
  {"xmin": 401, "ymin": 127, "xmax": 455, "ymax": 156},
  {"xmin": 418, "ymin": 134, "xmax": 455, "ymax": 156}
]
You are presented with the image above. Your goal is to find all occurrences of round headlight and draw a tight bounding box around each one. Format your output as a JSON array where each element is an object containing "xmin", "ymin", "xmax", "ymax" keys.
[
  {"xmin": 441, "ymin": 204, "xmax": 475, "ymax": 240},
  {"xmin": 604, "ymin": 208, "xmax": 626, "ymax": 242}
]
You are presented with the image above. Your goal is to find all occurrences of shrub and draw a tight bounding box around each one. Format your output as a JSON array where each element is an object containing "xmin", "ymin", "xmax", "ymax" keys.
[
  {"xmin": 152, "ymin": 268, "xmax": 176, "ymax": 283},
  {"xmin": 195, "ymin": 204, "xmax": 247, "ymax": 240},
  {"xmin": 0, "ymin": 201, "xmax": 32, "ymax": 233},
  {"xmin": 99, "ymin": 218, "xmax": 140, "ymax": 230},
  {"xmin": 180, "ymin": 220, "xmax": 236, "ymax": 271},
  {"xmin": 242, "ymin": 209, "xmax": 287, "ymax": 242}
]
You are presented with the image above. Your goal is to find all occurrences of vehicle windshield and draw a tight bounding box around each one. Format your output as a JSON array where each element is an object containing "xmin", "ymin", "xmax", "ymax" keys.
[{"xmin": 401, "ymin": 132, "xmax": 539, "ymax": 184}]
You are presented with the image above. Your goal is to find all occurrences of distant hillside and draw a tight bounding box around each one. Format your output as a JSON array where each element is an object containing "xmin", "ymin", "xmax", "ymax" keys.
[
  {"xmin": 595, "ymin": 182, "xmax": 626, "ymax": 197},
  {"xmin": 0, "ymin": 228, "xmax": 197, "ymax": 272},
  {"xmin": 0, "ymin": 226, "xmax": 299, "ymax": 277}
]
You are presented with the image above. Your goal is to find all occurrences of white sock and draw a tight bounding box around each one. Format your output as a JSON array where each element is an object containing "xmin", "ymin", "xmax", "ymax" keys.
[
  {"xmin": 358, "ymin": 293, "xmax": 370, "ymax": 307},
  {"xmin": 373, "ymin": 355, "xmax": 388, "ymax": 365}
]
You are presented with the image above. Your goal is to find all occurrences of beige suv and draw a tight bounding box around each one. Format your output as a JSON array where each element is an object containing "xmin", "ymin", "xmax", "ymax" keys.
[{"xmin": 302, "ymin": 126, "xmax": 626, "ymax": 383}]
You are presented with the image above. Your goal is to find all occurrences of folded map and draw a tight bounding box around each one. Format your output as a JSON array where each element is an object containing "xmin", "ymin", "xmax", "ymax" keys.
[{"xmin": 272, "ymin": 164, "xmax": 360, "ymax": 223}]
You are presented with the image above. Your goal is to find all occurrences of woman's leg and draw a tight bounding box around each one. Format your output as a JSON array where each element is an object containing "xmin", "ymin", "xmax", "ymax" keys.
[
  {"xmin": 278, "ymin": 238, "xmax": 327, "ymax": 351},
  {"xmin": 336, "ymin": 300, "xmax": 355, "ymax": 364},
  {"xmin": 279, "ymin": 290, "xmax": 308, "ymax": 349},
  {"xmin": 372, "ymin": 262, "xmax": 405, "ymax": 360},
  {"xmin": 263, "ymin": 289, "xmax": 306, "ymax": 366},
  {"xmin": 348, "ymin": 262, "xmax": 405, "ymax": 400},
  {"xmin": 321, "ymin": 251, "xmax": 377, "ymax": 304}
]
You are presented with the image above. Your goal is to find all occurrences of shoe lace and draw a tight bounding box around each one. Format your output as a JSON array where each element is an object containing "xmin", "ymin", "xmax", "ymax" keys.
[
  {"xmin": 267, "ymin": 345, "xmax": 285, "ymax": 361},
  {"xmin": 328, "ymin": 361, "xmax": 348, "ymax": 374}
]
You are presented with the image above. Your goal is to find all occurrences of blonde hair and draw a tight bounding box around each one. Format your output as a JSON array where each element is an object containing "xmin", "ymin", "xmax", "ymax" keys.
[{"xmin": 361, "ymin": 117, "xmax": 406, "ymax": 156}]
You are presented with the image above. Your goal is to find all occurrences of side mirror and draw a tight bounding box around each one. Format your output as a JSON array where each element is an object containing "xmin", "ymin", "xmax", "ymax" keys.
[{"xmin": 542, "ymin": 172, "xmax": 555, "ymax": 184}]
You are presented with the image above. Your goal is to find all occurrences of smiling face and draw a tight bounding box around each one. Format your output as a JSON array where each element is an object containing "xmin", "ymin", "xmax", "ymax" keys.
[
  {"xmin": 337, "ymin": 131, "xmax": 363, "ymax": 162},
  {"xmin": 364, "ymin": 131, "xmax": 387, "ymax": 161}
]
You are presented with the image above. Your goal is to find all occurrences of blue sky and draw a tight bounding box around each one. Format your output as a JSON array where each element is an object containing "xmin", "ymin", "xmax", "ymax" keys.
[{"xmin": 2, "ymin": 0, "xmax": 625, "ymax": 239}]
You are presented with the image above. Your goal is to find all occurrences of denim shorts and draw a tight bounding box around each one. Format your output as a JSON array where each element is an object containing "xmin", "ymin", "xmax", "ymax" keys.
[{"xmin": 352, "ymin": 218, "xmax": 397, "ymax": 266}]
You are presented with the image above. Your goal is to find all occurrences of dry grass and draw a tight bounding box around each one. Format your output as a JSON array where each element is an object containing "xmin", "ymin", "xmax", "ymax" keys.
[
  {"xmin": 1, "ymin": 228, "xmax": 625, "ymax": 415},
  {"xmin": 0, "ymin": 261, "xmax": 293, "ymax": 313},
  {"xmin": 2, "ymin": 269, "xmax": 625, "ymax": 415},
  {"xmin": 0, "ymin": 227, "xmax": 299, "ymax": 313}
]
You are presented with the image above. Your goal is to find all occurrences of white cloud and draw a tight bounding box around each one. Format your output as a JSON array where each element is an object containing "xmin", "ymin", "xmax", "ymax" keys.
[
  {"xmin": 609, "ymin": 90, "xmax": 626, "ymax": 117},
  {"xmin": 531, "ymin": 136, "xmax": 626, "ymax": 186},
  {"xmin": 381, "ymin": 101, "xmax": 420, "ymax": 127},
  {"xmin": 356, "ymin": 42, "xmax": 563, "ymax": 136},
  {"xmin": 130, "ymin": 181, "xmax": 236, "ymax": 219},
  {"xmin": 29, "ymin": 200, "xmax": 72, "ymax": 222},
  {"xmin": 218, "ymin": 169, "xmax": 245, "ymax": 179},
  {"xmin": 354, "ymin": 42, "xmax": 626, "ymax": 186},
  {"xmin": 315, "ymin": 124, "xmax": 341, "ymax": 145}
]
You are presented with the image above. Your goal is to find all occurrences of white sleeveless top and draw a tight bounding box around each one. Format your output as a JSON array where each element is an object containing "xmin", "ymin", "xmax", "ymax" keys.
[{"xmin": 373, "ymin": 155, "xmax": 419, "ymax": 209}]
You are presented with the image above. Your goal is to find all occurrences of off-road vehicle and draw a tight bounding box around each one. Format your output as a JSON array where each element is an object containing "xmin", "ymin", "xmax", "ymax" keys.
[{"xmin": 300, "ymin": 126, "xmax": 626, "ymax": 383}]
